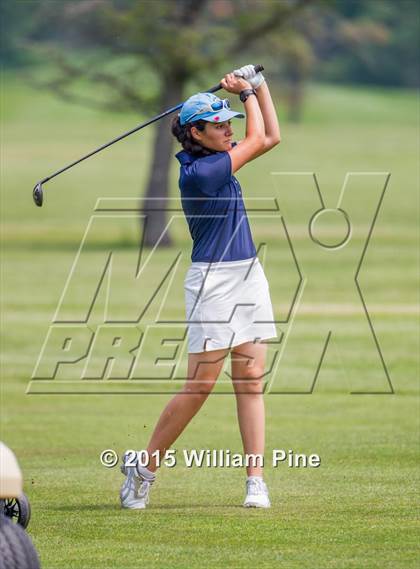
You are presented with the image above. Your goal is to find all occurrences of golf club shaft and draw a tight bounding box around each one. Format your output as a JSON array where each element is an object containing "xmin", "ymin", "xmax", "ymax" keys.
[{"xmin": 39, "ymin": 65, "xmax": 264, "ymax": 185}]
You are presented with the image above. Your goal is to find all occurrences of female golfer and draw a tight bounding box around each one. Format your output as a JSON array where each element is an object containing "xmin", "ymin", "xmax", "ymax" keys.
[{"xmin": 120, "ymin": 64, "xmax": 280, "ymax": 509}]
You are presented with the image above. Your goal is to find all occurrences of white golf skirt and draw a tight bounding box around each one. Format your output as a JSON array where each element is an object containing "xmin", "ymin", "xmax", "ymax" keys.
[{"xmin": 184, "ymin": 256, "xmax": 277, "ymax": 353}]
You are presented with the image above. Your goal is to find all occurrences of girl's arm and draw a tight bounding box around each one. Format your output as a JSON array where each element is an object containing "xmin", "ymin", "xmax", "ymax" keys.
[
  {"xmin": 222, "ymin": 73, "xmax": 266, "ymax": 174},
  {"xmin": 253, "ymin": 81, "xmax": 281, "ymax": 155},
  {"xmin": 232, "ymin": 65, "xmax": 281, "ymax": 155}
]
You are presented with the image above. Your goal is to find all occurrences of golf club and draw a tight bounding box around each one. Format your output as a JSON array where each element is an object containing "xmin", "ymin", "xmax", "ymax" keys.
[{"xmin": 32, "ymin": 64, "xmax": 264, "ymax": 207}]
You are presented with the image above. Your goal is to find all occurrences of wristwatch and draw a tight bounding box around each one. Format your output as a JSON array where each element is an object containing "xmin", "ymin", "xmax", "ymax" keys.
[{"xmin": 239, "ymin": 88, "xmax": 257, "ymax": 103}]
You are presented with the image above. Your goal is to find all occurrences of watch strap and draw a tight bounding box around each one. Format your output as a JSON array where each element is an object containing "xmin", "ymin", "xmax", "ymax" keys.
[{"xmin": 239, "ymin": 88, "xmax": 257, "ymax": 103}]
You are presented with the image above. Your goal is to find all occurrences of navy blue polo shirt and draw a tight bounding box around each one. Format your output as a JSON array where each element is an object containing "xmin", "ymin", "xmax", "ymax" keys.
[{"xmin": 175, "ymin": 145, "xmax": 257, "ymax": 262}]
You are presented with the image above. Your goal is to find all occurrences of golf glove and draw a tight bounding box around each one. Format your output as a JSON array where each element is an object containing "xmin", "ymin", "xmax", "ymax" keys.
[{"xmin": 234, "ymin": 64, "xmax": 265, "ymax": 90}]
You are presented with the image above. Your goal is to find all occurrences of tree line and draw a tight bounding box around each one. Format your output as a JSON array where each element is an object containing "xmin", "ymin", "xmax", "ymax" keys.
[{"xmin": 1, "ymin": 0, "xmax": 418, "ymax": 247}]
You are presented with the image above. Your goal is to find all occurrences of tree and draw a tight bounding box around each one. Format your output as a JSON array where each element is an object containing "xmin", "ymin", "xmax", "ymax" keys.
[
  {"xmin": 0, "ymin": 1, "xmax": 39, "ymax": 67},
  {"xmin": 315, "ymin": 0, "xmax": 420, "ymax": 88},
  {"xmin": 22, "ymin": 0, "xmax": 311, "ymax": 247}
]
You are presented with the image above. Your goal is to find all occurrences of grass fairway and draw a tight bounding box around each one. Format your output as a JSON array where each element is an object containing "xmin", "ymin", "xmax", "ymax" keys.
[{"xmin": 1, "ymin": 72, "xmax": 419, "ymax": 568}]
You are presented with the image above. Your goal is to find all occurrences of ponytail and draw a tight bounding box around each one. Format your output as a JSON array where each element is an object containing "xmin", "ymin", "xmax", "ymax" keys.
[{"xmin": 171, "ymin": 116, "xmax": 215, "ymax": 156}]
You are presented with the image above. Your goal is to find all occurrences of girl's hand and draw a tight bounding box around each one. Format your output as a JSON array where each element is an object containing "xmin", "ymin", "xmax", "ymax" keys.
[
  {"xmin": 234, "ymin": 64, "xmax": 265, "ymax": 90},
  {"xmin": 221, "ymin": 73, "xmax": 252, "ymax": 95}
]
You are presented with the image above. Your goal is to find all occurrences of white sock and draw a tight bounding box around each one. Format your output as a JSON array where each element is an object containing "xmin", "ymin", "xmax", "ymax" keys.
[{"xmin": 136, "ymin": 464, "xmax": 156, "ymax": 482}]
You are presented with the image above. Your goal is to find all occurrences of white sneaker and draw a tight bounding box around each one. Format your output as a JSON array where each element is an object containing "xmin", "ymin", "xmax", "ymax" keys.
[
  {"xmin": 120, "ymin": 452, "xmax": 154, "ymax": 510},
  {"xmin": 243, "ymin": 476, "xmax": 271, "ymax": 508}
]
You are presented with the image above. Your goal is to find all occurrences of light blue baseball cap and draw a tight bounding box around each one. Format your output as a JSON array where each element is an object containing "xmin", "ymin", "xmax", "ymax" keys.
[{"xmin": 179, "ymin": 92, "xmax": 244, "ymax": 126}]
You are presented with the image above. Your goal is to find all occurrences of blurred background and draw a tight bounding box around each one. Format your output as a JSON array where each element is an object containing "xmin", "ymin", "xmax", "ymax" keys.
[
  {"xmin": 1, "ymin": 0, "xmax": 419, "ymax": 245},
  {"xmin": 1, "ymin": 1, "xmax": 419, "ymax": 568}
]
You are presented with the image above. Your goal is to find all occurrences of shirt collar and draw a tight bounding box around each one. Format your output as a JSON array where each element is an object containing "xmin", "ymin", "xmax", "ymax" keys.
[
  {"xmin": 175, "ymin": 144, "xmax": 236, "ymax": 166},
  {"xmin": 175, "ymin": 150, "xmax": 195, "ymax": 165}
]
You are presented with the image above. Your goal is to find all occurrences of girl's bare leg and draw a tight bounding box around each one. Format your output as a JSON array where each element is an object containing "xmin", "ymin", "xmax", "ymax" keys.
[
  {"xmin": 231, "ymin": 341, "xmax": 267, "ymax": 477},
  {"xmin": 145, "ymin": 348, "xmax": 229, "ymax": 472}
]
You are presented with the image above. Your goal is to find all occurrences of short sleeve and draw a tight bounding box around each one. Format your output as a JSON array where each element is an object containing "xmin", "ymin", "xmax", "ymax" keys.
[{"xmin": 184, "ymin": 152, "xmax": 232, "ymax": 196}]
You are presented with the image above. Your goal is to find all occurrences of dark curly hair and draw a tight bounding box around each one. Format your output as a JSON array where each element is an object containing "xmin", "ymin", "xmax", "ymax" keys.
[{"xmin": 171, "ymin": 116, "xmax": 215, "ymax": 156}]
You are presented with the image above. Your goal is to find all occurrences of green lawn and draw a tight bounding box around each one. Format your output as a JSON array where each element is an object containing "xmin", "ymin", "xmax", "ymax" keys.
[{"xmin": 1, "ymin": 72, "xmax": 419, "ymax": 568}]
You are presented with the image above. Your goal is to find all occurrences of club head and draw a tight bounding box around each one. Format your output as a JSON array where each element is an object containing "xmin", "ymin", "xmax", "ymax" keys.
[{"xmin": 33, "ymin": 182, "xmax": 43, "ymax": 207}]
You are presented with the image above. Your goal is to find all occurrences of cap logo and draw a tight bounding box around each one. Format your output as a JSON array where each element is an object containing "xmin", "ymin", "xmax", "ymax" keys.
[{"xmin": 214, "ymin": 116, "xmax": 220, "ymax": 121}]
